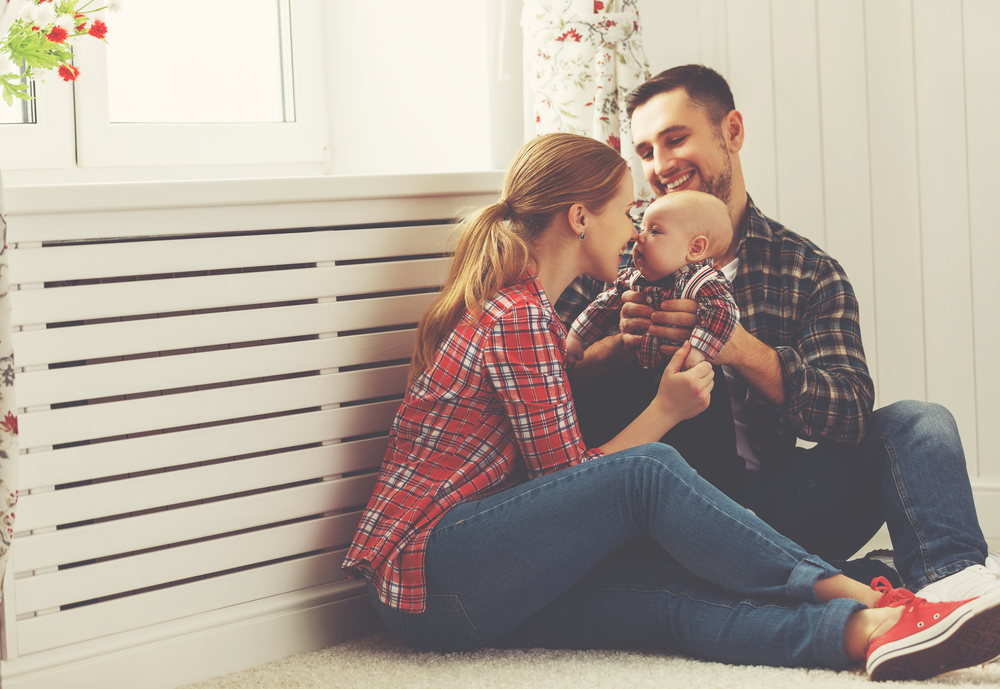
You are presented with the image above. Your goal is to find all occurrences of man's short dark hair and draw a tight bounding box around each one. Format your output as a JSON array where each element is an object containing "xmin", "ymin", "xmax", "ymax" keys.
[{"xmin": 625, "ymin": 64, "xmax": 736, "ymax": 125}]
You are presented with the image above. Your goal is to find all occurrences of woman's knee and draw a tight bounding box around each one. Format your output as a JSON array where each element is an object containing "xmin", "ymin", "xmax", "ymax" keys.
[{"xmin": 611, "ymin": 443, "xmax": 700, "ymax": 491}]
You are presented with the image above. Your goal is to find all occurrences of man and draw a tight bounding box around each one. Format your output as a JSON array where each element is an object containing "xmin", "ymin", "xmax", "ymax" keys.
[{"xmin": 562, "ymin": 64, "xmax": 999, "ymax": 601}]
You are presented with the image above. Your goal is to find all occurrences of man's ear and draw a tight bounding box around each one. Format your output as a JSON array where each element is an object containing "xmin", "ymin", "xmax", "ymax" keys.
[
  {"xmin": 687, "ymin": 235, "xmax": 709, "ymax": 262},
  {"xmin": 722, "ymin": 110, "xmax": 745, "ymax": 153},
  {"xmin": 567, "ymin": 203, "xmax": 587, "ymax": 239}
]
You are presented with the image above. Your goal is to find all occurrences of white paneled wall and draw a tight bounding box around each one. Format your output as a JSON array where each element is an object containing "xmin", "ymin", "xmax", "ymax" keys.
[{"xmin": 640, "ymin": 0, "xmax": 1000, "ymax": 535}]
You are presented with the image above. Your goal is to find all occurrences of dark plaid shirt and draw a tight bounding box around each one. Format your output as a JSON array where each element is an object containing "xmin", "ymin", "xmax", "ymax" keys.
[
  {"xmin": 555, "ymin": 196, "xmax": 874, "ymax": 464},
  {"xmin": 343, "ymin": 270, "xmax": 603, "ymax": 611}
]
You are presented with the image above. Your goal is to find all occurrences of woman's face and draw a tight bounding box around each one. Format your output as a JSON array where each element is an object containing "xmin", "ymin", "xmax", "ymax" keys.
[{"xmin": 584, "ymin": 174, "xmax": 637, "ymax": 284}]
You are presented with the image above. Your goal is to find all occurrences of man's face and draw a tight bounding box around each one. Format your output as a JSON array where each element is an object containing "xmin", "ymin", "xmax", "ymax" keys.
[{"xmin": 631, "ymin": 89, "xmax": 733, "ymax": 205}]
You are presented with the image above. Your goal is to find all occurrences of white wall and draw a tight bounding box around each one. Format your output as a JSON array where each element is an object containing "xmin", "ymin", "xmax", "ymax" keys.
[{"xmin": 638, "ymin": 0, "xmax": 1000, "ymax": 538}]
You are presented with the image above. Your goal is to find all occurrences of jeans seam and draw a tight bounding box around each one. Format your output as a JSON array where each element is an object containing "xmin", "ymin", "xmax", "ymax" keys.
[
  {"xmin": 562, "ymin": 585, "xmax": 798, "ymax": 611},
  {"xmin": 883, "ymin": 431, "xmax": 934, "ymax": 584}
]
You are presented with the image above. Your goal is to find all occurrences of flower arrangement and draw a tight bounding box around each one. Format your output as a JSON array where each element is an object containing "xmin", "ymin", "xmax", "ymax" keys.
[{"xmin": 1, "ymin": 0, "xmax": 121, "ymax": 106}]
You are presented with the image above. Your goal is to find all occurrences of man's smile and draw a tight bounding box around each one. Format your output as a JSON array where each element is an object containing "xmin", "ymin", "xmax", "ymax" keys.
[{"xmin": 662, "ymin": 170, "xmax": 694, "ymax": 191}]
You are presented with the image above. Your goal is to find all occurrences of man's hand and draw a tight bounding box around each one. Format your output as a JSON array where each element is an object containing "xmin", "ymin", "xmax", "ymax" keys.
[
  {"xmin": 619, "ymin": 292, "xmax": 788, "ymax": 406},
  {"xmin": 619, "ymin": 291, "xmax": 698, "ymax": 355}
]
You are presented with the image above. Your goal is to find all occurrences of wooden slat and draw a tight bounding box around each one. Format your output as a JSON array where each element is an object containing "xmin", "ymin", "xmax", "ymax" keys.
[
  {"xmin": 20, "ymin": 405, "xmax": 395, "ymax": 491},
  {"xmin": 18, "ymin": 365, "xmax": 408, "ymax": 449},
  {"xmin": 815, "ymin": 0, "xmax": 878, "ymax": 402},
  {"xmin": 965, "ymin": 0, "xmax": 1000, "ymax": 478},
  {"xmin": 725, "ymin": 0, "xmax": 778, "ymax": 218},
  {"xmin": 11, "ymin": 258, "xmax": 449, "ymax": 327},
  {"xmin": 14, "ymin": 476, "xmax": 377, "ymax": 573},
  {"xmin": 13, "ymin": 294, "xmax": 437, "ymax": 368},
  {"xmin": 16, "ymin": 550, "xmax": 351, "ymax": 655},
  {"xmin": 912, "ymin": 0, "xmax": 977, "ymax": 472},
  {"xmin": 770, "ymin": 0, "xmax": 826, "ymax": 248},
  {"xmin": 10, "ymin": 224, "xmax": 455, "ymax": 285},
  {"xmin": 18, "ymin": 444, "xmax": 383, "ymax": 531},
  {"xmin": 17, "ymin": 330, "xmax": 416, "ymax": 408},
  {"xmin": 864, "ymin": 0, "xmax": 927, "ymax": 405},
  {"xmin": 16, "ymin": 513, "xmax": 362, "ymax": 613},
  {"xmin": 7, "ymin": 194, "xmax": 495, "ymax": 244}
]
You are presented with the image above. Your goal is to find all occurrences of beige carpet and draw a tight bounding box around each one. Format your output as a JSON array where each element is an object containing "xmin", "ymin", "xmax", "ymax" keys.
[{"xmin": 182, "ymin": 632, "xmax": 1000, "ymax": 689}]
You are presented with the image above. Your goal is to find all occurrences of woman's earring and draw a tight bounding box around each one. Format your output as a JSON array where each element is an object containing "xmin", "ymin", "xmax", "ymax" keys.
[{"xmin": 579, "ymin": 232, "xmax": 585, "ymax": 242}]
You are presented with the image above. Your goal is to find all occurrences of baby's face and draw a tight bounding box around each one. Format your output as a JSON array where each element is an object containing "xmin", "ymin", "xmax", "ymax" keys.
[{"xmin": 632, "ymin": 208, "xmax": 695, "ymax": 282}]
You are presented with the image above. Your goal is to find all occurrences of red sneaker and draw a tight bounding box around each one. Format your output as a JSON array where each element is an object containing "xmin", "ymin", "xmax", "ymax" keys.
[{"xmin": 866, "ymin": 577, "xmax": 1000, "ymax": 681}]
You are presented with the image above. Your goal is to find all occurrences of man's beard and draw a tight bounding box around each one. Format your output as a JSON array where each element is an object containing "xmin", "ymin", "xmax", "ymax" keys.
[{"xmin": 699, "ymin": 131, "xmax": 733, "ymax": 205}]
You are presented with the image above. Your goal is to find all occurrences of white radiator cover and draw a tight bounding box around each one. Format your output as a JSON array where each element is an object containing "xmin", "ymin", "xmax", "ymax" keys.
[{"xmin": 1, "ymin": 174, "xmax": 501, "ymax": 689}]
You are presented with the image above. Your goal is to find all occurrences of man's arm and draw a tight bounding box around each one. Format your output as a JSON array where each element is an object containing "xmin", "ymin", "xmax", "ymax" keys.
[
  {"xmin": 621, "ymin": 293, "xmax": 788, "ymax": 407},
  {"xmin": 622, "ymin": 262, "xmax": 874, "ymax": 444},
  {"xmin": 567, "ymin": 332, "xmax": 629, "ymax": 388}
]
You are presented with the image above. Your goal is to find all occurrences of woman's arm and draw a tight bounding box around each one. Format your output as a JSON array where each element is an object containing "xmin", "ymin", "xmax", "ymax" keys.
[{"xmin": 597, "ymin": 342, "xmax": 714, "ymax": 455}]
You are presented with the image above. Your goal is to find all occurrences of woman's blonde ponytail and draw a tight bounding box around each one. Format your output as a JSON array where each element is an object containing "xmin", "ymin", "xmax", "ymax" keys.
[{"xmin": 408, "ymin": 133, "xmax": 630, "ymax": 382}]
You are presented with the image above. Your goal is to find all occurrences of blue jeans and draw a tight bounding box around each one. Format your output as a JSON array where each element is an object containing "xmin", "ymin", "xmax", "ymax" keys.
[
  {"xmin": 368, "ymin": 444, "xmax": 866, "ymax": 669},
  {"xmin": 747, "ymin": 400, "xmax": 988, "ymax": 592}
]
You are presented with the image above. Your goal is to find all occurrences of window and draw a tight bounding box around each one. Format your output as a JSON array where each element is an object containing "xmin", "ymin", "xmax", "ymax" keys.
[
  {"xmin": 0, "ymin": 0, "xmax": 522, "ymax": 183},
  {"xmin": 105, "ymin": 0, "xmax": 292, "ymax": 124},
  {"xmin": 73, "ymin": 0, "xmax": 326, "ymax": 170}
]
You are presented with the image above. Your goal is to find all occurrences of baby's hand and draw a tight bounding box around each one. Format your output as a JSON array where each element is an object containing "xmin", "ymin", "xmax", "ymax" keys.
[
  {"xmin": 565, "ymin": 332, "xmax": 586, "ymax": 370},
  {"xmin": 681, "ymin": 343, "xmax": 708, "ymax": 371}
]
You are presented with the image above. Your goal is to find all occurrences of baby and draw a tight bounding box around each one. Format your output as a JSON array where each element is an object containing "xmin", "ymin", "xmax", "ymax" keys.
[{"xmin": 567, "ymin": 189, "xmax": 738, "ymax": 372}]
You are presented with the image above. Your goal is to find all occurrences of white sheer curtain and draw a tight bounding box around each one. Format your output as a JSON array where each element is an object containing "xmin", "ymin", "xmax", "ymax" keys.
[{"xmin": 522, "ymin": 0, "xmax": 654, "ymax": 210}]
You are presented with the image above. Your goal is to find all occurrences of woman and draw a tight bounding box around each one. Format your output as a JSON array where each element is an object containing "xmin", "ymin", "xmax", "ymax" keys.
[{"xmin": 343, "ymin": 133, "xmax": 1000, "ymax": 680}]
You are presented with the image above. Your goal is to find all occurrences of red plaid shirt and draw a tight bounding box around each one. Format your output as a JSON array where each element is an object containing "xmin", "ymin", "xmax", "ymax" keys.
[
  {"xmin": 343, "ymin": 271, "xmax": 604, "ymax": 612},
  {"xmin": 572, "ymin": 259, "xmax": 738, "ymax": 369}
]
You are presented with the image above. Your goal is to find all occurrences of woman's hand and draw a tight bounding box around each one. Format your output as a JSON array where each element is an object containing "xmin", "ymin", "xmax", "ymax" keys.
[
  {"xmin": 564, "ymin": 331, "xmax": 586, "ymax": 371},
  {"xmin": 653, "ymin": 342, "xmax": 714, "ymax": 423}
]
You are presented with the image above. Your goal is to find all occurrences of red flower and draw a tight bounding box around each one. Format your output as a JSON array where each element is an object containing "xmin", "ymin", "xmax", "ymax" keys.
[
  {"xmin": 88, "ymin": 19, "xmax": 107, "ymax": 40},
  {"xmin": 46, "ymin": 26, "xmax": 68, "ymax": 43},
  {"xmin": 58, "ymin": 64, "xmax": 81, "ymax": 82},
  {"xmin": 555, "ymin": 28, "xmax": 582, "ymax": 42},
  {"xmin": 595, "ymin": 1, "xmax": 604, "ymax": 11},
  {"xmin": 607, "ymin": 134, "xmax": 621, "ymax": 153},
  {"xmin": 0, "ymin": 412, "xmax": 16, "ymax": 435}
]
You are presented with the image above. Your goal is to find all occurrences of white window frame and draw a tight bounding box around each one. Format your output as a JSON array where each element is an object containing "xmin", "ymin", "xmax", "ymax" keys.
[
  {"xmin": 0, "ymin": 72, "xmax": 77, "ymax": 172},
  {"xmin": 71, "ymin": 0, "xmax": 328, "ymax": 170}
]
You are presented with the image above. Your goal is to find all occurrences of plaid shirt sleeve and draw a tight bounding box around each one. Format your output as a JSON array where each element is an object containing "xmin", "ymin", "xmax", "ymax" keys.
[
  {"xmin": 737, "ymin": 198, "xmax": 874, "ymax": 452},
  {"xmin": 484, "ymin": 296, "xmax": 603, "ymax": 478},
  {"xmin": 770, "ymin": 255, "xmax": 873, "ymax": 444},
  {"xmin": 676, "ymin": 263, "xmax": 738, "ymax": 361},
  {"xmin": 569, "ymin": 270, "xmax": 633, "ymax": 346}
]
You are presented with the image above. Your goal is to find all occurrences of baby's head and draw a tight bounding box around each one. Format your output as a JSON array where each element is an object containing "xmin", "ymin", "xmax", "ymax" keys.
[{"xmin": 632, "ymin": 190, "xmax": 733, "ymax": 282}]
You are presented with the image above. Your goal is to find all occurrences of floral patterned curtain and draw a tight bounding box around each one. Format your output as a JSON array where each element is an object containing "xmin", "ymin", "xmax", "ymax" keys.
[
  {"xmin": 0, "ymin": 169, "xmax": 18, "ymax": 605},
  {"xmin": 522, "ymin": 0, "xmax": 655, "ymax": 211}
]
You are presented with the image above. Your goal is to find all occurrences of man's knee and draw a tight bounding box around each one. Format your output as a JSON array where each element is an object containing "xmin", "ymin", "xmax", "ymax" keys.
[{"xmin": 869, "ymin": 400, "xmax": 958, "ymax": 441}]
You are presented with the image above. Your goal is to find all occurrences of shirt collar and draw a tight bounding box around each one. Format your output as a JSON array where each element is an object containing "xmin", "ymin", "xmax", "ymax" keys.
[
  {"xmin": 520, "ymin": 266, "xmax": 566, "ymax": 336},
  {"xmin": 736, "ymin": 194, "xmax": 774, "ymax": 255}
]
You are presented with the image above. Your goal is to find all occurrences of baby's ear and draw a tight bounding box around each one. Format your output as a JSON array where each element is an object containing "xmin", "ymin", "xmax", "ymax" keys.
[{"xmin": 687, "ymin": 235, "xmax": 709, "ymax": 262}]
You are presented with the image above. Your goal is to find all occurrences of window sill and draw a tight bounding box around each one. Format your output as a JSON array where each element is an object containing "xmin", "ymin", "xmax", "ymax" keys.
[{"xmin": 4, "ymin": 170, "xmax": 506, "ymax": 216}]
